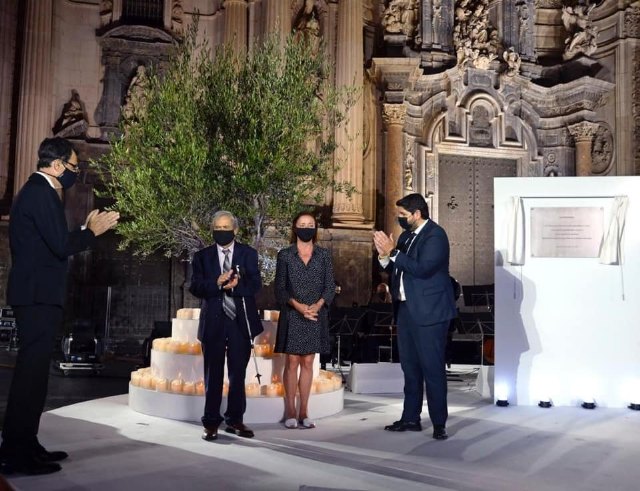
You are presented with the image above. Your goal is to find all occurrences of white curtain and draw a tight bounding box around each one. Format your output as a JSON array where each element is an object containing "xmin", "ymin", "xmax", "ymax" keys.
[
  {"xmin": 507, "ymin": 196, "xmax": 525, "ymax": 265},
  {"xmin": 599, "ymin": 196, "xmax": 628, "ymax": 265}
]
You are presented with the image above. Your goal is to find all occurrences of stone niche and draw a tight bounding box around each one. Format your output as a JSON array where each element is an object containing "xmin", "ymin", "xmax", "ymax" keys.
[{"xmin": 95, "ymin": 25, "xmax": 174, "ymax": 141}]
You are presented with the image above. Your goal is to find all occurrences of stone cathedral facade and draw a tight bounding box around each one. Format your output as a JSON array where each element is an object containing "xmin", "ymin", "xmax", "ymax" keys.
[{"xmin": 0, "ymin": 0, "xmax": 639, "ymax": 340}]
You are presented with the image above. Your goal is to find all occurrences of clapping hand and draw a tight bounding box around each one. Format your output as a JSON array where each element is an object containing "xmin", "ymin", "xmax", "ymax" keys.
[
  {"xmin": 86, "ymin": 209, "xmax": 120, "ymax": 237},
  {"xmin": 373, "ymin": 230, "xmax": 395, "ymax": 257}
]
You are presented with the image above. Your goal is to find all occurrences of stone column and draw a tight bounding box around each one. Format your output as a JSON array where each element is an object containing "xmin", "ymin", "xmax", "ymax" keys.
[
  {"xmin": 382, "ymin": 103, "xmax": 406, "ymax": 240},
  {"xmin": 332, "ymin": 0, "xmax": 365, "ymax": 226},
  {"xmin": 223, "ymin": 0, "xmax": 248, "ymax": 55},
  {"xmin": 568, "ymin": 121, "xmax": 599, "ymax": 176},
  {"xmin": 263, "ymin": 0, "xmax": 290, "ymax": 44},
  {"xmin": 13, "ymin": 0, "xmax": 53, "ymax": 195},
  {"xmin": 0, "ymin": 0, "xmax": 18, "ymax": 201}
]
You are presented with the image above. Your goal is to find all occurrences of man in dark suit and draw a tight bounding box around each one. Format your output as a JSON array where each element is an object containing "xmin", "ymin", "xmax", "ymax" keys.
[
  {"xmin": 373, "ymin": 193, "xmax": 457, "ymax": 440},
  {"xmin": 1, "ymin": 137, "xmax": 119, "ymax": 475},
  {"xmin": 189, "ymin": 210, "xmax": 263, "ymax": 441}
]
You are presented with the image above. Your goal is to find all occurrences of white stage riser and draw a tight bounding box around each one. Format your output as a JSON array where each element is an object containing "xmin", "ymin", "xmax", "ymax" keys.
[{"xmin": 129, "ymin": 384, "xmax": 344, "ymax": 424}]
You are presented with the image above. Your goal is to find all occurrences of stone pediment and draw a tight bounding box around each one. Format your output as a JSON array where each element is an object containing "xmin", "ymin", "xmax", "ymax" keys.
[{"xmin": 98, "ymin": 25, "xmax": 174, "ymax": 44}]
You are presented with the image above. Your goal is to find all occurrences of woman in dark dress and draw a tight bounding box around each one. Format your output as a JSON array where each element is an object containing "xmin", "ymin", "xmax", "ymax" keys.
[{"xmin": 274, "ymin": 212, "xmax": 335, "ymax": 429}]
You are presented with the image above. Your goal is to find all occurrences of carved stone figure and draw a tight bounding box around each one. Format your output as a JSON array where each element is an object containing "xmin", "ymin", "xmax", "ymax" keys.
[
  {"xmin": 171, "ymin": 1, "xmax": 184, "ymax": 35},
  {"xmin": 53, "ymin": 89, "xmax": 87, "ymax": 135},
  {"xmin": 382, "ymin": 0, "xmax": 420, "ymax": 41},
  {"xmin": 453, "ymin": 0, "xmax": 500, "ymax": 69},
  {"xmin": 294, "ymin": 1, "xmax": 322, "ymax": 55},
  {"xmin": 122, "ymin": 65, "xmax": 149, "ymax": 121},
  {"xmin": 503, "ymin": 47, "xmax": 522, "ymax": 76},
  {"xmin": 404, "ymin": 138, "xmax": 415, "ymax": 190},
  {"xmin": 100, "ymin": 0, "xmax": 113, "ymax": 27},
  {"xmin": 562, "ymin": 2, "xmax": 598, "ymax": 60}
]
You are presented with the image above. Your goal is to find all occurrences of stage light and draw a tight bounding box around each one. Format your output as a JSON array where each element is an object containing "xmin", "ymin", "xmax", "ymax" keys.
[
  {"xmin": 627, "ymin": 380, "xmax": 640, "ymax": 410},
  {"xmin": 495, "ymin": 383, "xmax": 509, "ymax": 407},
  {"xmin": 581, "ymin": 396, "xmax": 596, "ymax": 410},
  {"xmin": 538, "ymin": 397, "xmax": 552, "ymax": 408},
  {"xmin": 629, "ymin": 403, "xmax": 640, "ymax": 411}
]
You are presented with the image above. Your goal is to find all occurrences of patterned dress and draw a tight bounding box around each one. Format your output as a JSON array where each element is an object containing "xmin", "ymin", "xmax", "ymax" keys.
[{"xmin": 274, "ymin": 244, "xmax": 336, "ymax": 355}]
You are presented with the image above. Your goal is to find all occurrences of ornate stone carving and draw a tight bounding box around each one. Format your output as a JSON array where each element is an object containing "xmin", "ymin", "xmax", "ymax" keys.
[
  {"xmin": 625, "ymin": 4, "xmax": 640, "ymax": 38},
  {"xmin": 404, "ymin": 136, "xmax": 415, "ymax": 190},
  {"xmin": 562, "ymin": 2, "xmax": 598, "ymax": 61},
  {"xmin": 294, "ymin": 0, "xmax": 322, "ymax": 55},
  {"xmin": 122, "ymin": 65, "xmax": 149, "ymax": 121},
  {"xmin": 633, "ymin": 45, "xmax": 640, "ymax": 175},
  {"xmin": 453, "ymin": 0, "xmax": 501, "ymax": 70},
  {"xmin": 503, "ymin": 47, "xmax": 521, "ymax": 77},
  {"xmin": 590, "ymin": 123, "xmax": 613, "ymax": 175},
  {"xmin": 469, "ymin": 105, "xmax": 493, "ymax": 147},
  {"xmin": 534, "ymin": 0, "xmax": 563, "ymax": 7},
  {"xmin": 171, "ymin": 1, "xmax": 184, "ymax": 35},
  {"xmin": 100, "ymin": 0, "xmax": 113, "ymax": 27},
  {"xmin": 382, "ymin": 0, "xmax": 420, "ymax": 44},
  {"xmin": 53, "ymin": 89, "xmax": 88, "ymax": 137},
  {"xmin": 382, "ymin": 103, "xmax": 407, "ymax": 127},
  {"xmin": 568, "ymin": 120, "xmax": 599, "ymax": 142}
]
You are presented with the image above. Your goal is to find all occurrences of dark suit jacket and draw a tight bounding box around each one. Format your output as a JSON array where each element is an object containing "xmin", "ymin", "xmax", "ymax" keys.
[
  {"xmin": 7, "ymin": 173, "xmax": 96, "ymax": 307},
  {"xmin": 387, "ymin": 220, "xmax": 457, "ymax": 326},
  {"xmin": 189, "ymin": 242, "xmax": 263, "ymax": 342}
]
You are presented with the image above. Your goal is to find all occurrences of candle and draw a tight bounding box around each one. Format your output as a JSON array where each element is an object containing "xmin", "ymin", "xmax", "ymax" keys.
[
  {"xmin": 176, "ymin": 308, "xmax": 190, "ymax": 319},
  {"xmin": 183, "ymin": 382, "xmax": 196, "ymax": 395},
  {"xmin": 332, "ymin": 376, "xmax": 343, "ymax": 390},
  {"xmin": 254, "ymin": 344, "xmax": 268, "ymax": 357},
  {"xmin": 275, "ymin": 382, "xmax": 284, "ymax": 396},
  {"xmin": 168, "ymin": 339, "xmax": 181, "ymax": 353},
  {"xmin": 270, "ymin": 311, "xmax": 280, "ymax": 321},
  {"xmin": 155, "ymin": 377, "xmax": 169, "ymax": 392},
  {"xmin": 263, "ymin": 309, "xmax": 271, "ymax": 321},
  {"xmin": 140, "ymin": 375, "xmax": 152, "ymax": 390},
  {"xmin": 177, "ymin": 341, "xmax": 190, "ymax": 354},
  {"xmin": 265, "ymin": 383, "xmax": 281, "ymax": 397},
  {"xmin": 245, "ymin": 382, "xmax": 260, "ymax": 397},
  {"xmin": 170, "ymin": 378, "xmax": 184, "ymax": 393},
  {"xmin": 196, "ymin": 380, "xmax": 205, "ymax": 396},
  {"xmin": 131, "ymin": 371, "xmax": 141, "ymax": 386},
  {"xmin": 317, "ymin": 378, "xmax": 333, "ymax": 393},
  {"xmin": 191, "ymin": 308, "xmax": 201, "ymax": 320},
  {"xmin": 152, "ymin": 338, "xmax": 163, "ymax": 350},
  {"xmin": 222, "ymin": 382, "xmax": 229, "ymax": 396},
  {"xmin": 188, "ymin": 341, "xmax": 202, "ymax": 355}
]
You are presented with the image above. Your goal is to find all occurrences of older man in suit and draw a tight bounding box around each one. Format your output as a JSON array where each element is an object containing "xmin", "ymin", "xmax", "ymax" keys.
[
  {"xmin": 1, "ymin": 137, "xmax": 119, "ymax": 475},
  {"xmin": 189, "ymin": 211, "xmax": 263, "ymax": 441},
  {"xmin": 373, "ymin": 193, "xmax": 457, "ymax": 440}
]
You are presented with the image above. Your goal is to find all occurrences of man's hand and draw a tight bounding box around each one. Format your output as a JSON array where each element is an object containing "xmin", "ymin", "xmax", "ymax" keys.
[
  {"xmin": 87, "ymin": 210, "xmax": 119, "ymax": 237},
  {"xmin": 373, "ymin": 230, "xmax": 395, "ymax": 257},
  {"xmin": 217, "ymin": 270, "xmax": 238, "ymax": 289}
]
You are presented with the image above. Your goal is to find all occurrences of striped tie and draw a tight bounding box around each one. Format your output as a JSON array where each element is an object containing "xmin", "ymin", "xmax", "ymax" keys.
[{"xmin": 222, "ymin": 248, "xmax": 236, "ymax": 320}]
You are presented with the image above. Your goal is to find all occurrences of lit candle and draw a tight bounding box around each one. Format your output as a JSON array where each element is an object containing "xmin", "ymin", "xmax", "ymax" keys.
[
  {"xmin": 263, "ymin": 309, "xmax": 271, "ymax": 321},
  {"xmin": 275, "ymin": 382, "xmax": 284, "ymax": 396},
  {"xmin": 270, "ymin": 311, "xmax": 280, "ymax": 321},
  {"xmin": 188, "ymin": 342, "xmax": 201, "ymax": 355},
  {"xmin": 265, "ymin": 383, "xmax": 280, "ymax": 397},
  {"xmin": 254, "ymin": 344, "xmax": 268, "ymax": 357},
  {"xmin": 245, "ymin": 382, "xmax": 260, "ymax": 397},
  {"xmin": 155, "ymin": 377, "xmax": 169, "ymax": 392},
  {"xmin": 332, "ymin": 376, "xmax": 343, "ymax": 390},
  {"xmin": 168, "ymin": 339, "xmax": 181, "ymax": 353},
  {"xmin": 222, "ymin": 382, "xmax": 229, "ymax": 396},
  {"xmin": 140, "ymin": 375, "xmax": 152, "ymax": 390},
  {"xmin": 176, "ymin": 308, "xmax": 190, "ymax": 319},
  {"xmin": 183, "ymin": 382, "xmax": 196, "ymax": 395},
  {"xmin": 196, "ymin": 380, "xmax": 205, "ymax": 396},
  {"xmin": 191, "ymin": 308, "xmax": 201, "ymax": 320},
  {"xmin": 177, "ymin": 341, "xmax": 190, "ymax": 354},
  {"xmin": 131, "ymin": 371, "xmax": 141, "ymax": 386},
  {"xmin": 318, "ymin": 378, "xmax": 333, "ymax": 393},
  {"xmin": 170, "ymin": 378, "xmax": 184, "ymax": 393}
]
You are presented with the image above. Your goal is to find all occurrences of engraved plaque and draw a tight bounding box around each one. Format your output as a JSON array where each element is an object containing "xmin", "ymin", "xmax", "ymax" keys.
[{"xmin": 530, "ymin": 207, "xmax": 604, "ymax": 258}]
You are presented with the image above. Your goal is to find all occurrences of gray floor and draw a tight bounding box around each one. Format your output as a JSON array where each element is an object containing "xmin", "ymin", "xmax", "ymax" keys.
[{"xmin": 4, "ymin": 369, "xmax": 640, "ymax": 491}]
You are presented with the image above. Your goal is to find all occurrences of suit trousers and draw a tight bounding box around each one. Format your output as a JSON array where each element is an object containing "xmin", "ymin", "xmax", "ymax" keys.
[
  {"xmin": 396, "ymin": 302, "xmax": 449, "ymax": 426},
  {"xmin": 201, "ymin": 312, "xmax": 251, "ymax": 428},
  {"xmin": 1, "ymin": 305, "xmax": 63, "ymax": 455}
]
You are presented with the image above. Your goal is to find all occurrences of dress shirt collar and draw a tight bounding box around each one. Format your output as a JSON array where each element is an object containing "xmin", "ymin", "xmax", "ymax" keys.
[{"xmin": 36, "ymin": 171, "xmax": 61, "ymax": 190}]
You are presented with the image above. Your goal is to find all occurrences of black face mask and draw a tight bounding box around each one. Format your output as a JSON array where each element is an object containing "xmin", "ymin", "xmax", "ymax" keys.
[
  {"xmin": 397, "ymin": 216, "xmax": 413, "ymax": 231},
  {"xmin": 294, "ymin": 227, "xmax": 316, "ymax": 242},
  {"xmin": 213, "ymin": 230, "xmax": 235, "ymax": 246},
  {"xmin": 57, "ymin": 168, "xmax": 78, "ymax": 189}
]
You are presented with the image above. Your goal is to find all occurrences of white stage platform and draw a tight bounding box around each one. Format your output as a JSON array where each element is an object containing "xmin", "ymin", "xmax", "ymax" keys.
[{"xmin": 7, "ymin": 377, "xmax": 640, "ymax": 491}]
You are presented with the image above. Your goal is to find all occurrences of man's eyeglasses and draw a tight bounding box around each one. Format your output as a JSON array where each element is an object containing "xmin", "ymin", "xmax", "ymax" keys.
[{"xmin": 60, "ymin": 159, "xmax": 80, "ymax": 173}]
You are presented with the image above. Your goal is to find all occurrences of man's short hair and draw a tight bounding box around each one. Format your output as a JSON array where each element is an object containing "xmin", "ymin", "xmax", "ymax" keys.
[
  {"xmin": 211, "ymin": 210, "xmax": 239, "ymax": 229},
  {"xmin": 396, "ymin": 193, "xmax": 430, "ymax": 219},
  {"xmin": 37, "ymin": 137, "xmax": 75, "ymax": 169}
]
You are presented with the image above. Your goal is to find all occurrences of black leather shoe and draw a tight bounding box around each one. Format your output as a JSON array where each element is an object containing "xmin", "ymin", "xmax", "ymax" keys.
[
  {"xmin": 34, "ymin": 443, "xmax": 69, "ymax": 463},
  {"xmin": 0, "ymin": 455, "xmax": 62, "ymax": 475},
  {"xmin": 225, "ymin": 422, "xmax": 254, "ymax": 438},
  {"xmin": 432, "ymin": 425, "xmax": 448, "ymax": 440},
  {"xmin": 384, "ymin": 420, "xmax": 422, "ymax": 432},
  {"xmin": 202, "ymin": 424, "xmax": 219, "ymax": 441}
]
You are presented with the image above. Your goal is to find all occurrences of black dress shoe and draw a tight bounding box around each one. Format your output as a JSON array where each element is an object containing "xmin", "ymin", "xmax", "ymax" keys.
[
  {"xmin": 202, "ymin": 425, "xmax": 219, "ymax": 441},
  {"xmin": 432, "ymin": 425, "xmax": 448, "ymax": 440},
  {"xmin": 225, "ymin": 422, "xmax": 254, "ymax": 438},
  {"xmin": 0, "ymin": 455, "xmax": 62, "ymax": 475},
  {"xmin": 384, "ymin": 420, "xmax": 422, "ymax": 432},
  {"xmin": 34, "ymin": 444, "xmax": 69, "ymax": 463}
]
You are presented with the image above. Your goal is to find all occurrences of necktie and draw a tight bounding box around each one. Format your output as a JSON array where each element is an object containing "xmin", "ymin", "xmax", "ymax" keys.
[{"xmin": 222, "ymin": 248, "xmax": 236, "ymax": 320}]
